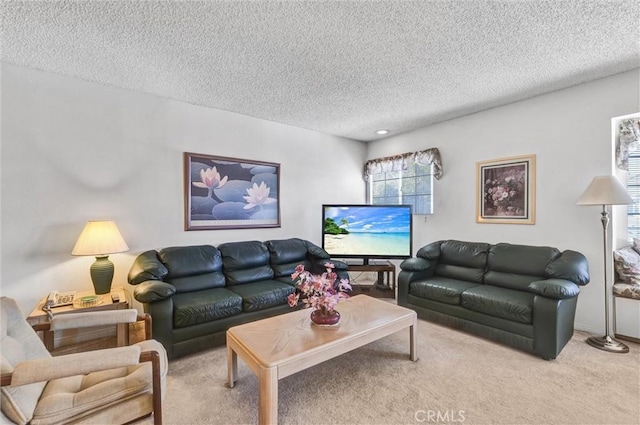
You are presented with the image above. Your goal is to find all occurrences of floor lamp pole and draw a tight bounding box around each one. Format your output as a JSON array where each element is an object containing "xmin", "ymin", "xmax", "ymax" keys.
[{"xmin": 585, "ymin": 205, "xmax": 629, "ymax": 353}]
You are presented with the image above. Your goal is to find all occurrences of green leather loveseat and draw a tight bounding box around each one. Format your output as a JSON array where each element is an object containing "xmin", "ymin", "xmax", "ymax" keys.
[
  {"xmin": 398, "ymin": 240, "xmax": 590, "ymax": 359},
  {"xmin": 128, "ymin": 238, "xmax": 348, "ymax": 359}
]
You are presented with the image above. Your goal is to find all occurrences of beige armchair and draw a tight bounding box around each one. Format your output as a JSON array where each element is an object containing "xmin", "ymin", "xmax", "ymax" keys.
[{"xmin": 1, "ymin": 297, "xmax": 167, "ymax": 425}]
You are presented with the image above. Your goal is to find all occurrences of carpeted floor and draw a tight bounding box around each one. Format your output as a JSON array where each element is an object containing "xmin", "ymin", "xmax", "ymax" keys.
[{"xmin": 141, "ymin": 317, "xmax": 640, "ymax": 425}]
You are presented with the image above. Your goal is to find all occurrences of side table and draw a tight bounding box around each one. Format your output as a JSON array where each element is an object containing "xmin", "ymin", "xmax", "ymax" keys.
[{"xmin": 27, "ymin": 287, "xmax": 131, "ymax": 352}]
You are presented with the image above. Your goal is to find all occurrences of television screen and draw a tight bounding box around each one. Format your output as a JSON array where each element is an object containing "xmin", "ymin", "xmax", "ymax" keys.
[{"xmin": 322, "ymin": 204, "xmax": 413, "ymax": 262}]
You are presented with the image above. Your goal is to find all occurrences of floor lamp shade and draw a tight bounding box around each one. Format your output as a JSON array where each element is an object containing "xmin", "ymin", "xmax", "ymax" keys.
[
  {"xmin": 576, "ymin": 175, "xmax": 632, "ymax": 206},
  {"xmin": 72, "ymin": 221, "xmax": 129, "ymax": 295},
  {"xmin": 577, "ymin": 175, "xmax": 632, "ymax": 353}
]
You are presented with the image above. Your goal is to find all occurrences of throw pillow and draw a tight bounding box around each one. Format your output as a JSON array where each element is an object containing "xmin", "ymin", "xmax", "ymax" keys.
[
  {"xmin": 631, "ymin": 238, "xmax": 640, "ymax": 256},
  {"xmin": 613, "ymin": 246, "xmax": 640, "ymax": 286}
]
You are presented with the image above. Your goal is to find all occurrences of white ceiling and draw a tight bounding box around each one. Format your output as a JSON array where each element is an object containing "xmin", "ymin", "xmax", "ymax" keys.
[{"xmin": 2, "ymin": 1, "xmax": 639, "ymax": 142}]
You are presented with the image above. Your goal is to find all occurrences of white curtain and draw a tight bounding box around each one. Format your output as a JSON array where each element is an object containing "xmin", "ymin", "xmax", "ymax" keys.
[
  {"xmin": 616, "ymin": 118, "xmax": 640, "ymax": 170},
  {"xmin": 363, "ymin": 147, "xmax": 443, "ymax": 181}
]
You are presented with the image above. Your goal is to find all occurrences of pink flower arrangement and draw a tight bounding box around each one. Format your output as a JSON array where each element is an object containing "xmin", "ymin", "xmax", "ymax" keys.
[{"xmin": 287, "ymin": 263, "xmax": 352, "ymax": 313}]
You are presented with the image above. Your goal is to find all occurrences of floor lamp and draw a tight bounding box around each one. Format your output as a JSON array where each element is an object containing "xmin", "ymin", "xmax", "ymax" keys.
[{"xmin": 577, "ymin": 175, "xmax": 632, "ymax": 353}]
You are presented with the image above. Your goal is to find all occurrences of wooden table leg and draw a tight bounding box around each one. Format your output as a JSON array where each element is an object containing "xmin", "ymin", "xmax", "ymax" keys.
[
  {"xmin": 258, "ymin": 366, "xmax": 278, "ymax": 425},
  {"xmin": 44, "ymin": 330, "xmax": 54, "ymax": 351},
  {"xmin": 116, "ymin": 323, "xmax": 129, "ymax": 346},
  {"xmin": 227, "ymin": 344, "xmax": 237, "ymax": 388},
  {"xmin": 410, "ymin": 317, "xmax": 418, "ymax": 361}
]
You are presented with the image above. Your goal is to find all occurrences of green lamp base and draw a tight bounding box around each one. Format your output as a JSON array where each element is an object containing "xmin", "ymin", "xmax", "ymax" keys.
[{"xmin": 90, "ymin": 255, "xmax": 114, "ymax": 295}]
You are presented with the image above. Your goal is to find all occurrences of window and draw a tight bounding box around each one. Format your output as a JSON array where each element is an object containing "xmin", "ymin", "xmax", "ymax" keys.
[
  {"xmin": 627, "ymin": 151, "xmax": 640, "ymax": 239},
  {"xmin": 368, "ymin": 161, "xmax": 434, "ymax": 214}
]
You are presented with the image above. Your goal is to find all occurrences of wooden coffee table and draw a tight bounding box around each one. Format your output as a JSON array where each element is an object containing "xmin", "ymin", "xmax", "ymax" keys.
[{"xmin": 226, "ymin": 294, "xmax": 418, "ymax": 424}]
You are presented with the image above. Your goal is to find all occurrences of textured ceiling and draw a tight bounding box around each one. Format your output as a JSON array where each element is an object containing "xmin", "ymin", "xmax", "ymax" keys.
[{"xmin": 2, "ymin": 1, "xmax": 639, "ymax": 142}]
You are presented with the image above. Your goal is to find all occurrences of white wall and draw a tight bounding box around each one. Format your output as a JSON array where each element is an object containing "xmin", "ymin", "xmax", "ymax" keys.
[
  {"xmin": 368, "ymin": 69, "xmax": 640, "ymax": 334},
  {"xmin": 0, "ymin": 64, "xmax": 367, "ymax": 314}
]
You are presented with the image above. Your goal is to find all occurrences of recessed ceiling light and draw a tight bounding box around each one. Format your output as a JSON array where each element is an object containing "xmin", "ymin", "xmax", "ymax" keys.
[{"xmin": 375, "ymin": 129, "xmax": 390, "ymax": 135}]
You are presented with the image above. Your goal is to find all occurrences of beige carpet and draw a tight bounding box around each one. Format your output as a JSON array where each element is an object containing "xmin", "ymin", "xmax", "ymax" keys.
[{"xmin": 144, "ymin": 319, "xmax": 639, "ymax": 425}]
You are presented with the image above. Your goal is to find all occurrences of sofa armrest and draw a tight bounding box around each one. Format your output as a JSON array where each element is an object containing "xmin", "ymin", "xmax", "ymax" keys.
[
  {"xmin": 546, "ymin": 250, "xmax": 590, "ymax": 286},
  {"xmin": 400, "ymin": 257, "xmax": 433, "ymax": 272},
  {"xmin": 134, "ymin": 280, "xmax": 177, "ymax": 303},
  {"xmin": 128, "ymin": 250, "xmax": 168, "ymax": 285},
  {"xmin": 528, "ymin": 279, "xmax": 580, "ymax": 299}
]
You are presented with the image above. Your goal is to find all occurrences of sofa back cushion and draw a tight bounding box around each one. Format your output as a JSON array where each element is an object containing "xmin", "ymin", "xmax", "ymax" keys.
[
  {"xmin": 218, "ymin": 241, "xmax": 274, "ymax": 285},
  {"xmin": 434, "ymin": 240, "xmax": 490, "ymax": 284},
  {"xmin": 485, "ymin": 243, "xmax": 561, "ymax": 290},
  {"xmin": 158, "ymin": 245, "xmax": 225, "ymax": 293},
  {"xmin": 266, "ymin": 238, "xmax": 312, "ymax": 278}
]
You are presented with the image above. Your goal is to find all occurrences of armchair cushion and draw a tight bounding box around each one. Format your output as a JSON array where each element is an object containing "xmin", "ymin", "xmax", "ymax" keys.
[{"xmin": 32, "ymin": 362, "xmax": 151, "ymax": 425}]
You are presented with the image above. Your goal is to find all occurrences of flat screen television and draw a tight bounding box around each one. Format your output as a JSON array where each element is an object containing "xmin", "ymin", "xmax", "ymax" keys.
[{"xmin": 322, "ymin": 204, "xmax": 413, "ymax": 264}]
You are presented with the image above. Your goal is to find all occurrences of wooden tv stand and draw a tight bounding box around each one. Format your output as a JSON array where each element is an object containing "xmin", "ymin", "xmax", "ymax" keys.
[{"xmin": 346, "ymin": 260, "xmax": 396, "ymax": 294}]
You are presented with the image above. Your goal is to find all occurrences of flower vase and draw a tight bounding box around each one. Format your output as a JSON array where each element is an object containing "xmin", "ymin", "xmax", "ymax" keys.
[{"xmin": 310, "ymin": 308, "xmax": 341, "ymax": 327}]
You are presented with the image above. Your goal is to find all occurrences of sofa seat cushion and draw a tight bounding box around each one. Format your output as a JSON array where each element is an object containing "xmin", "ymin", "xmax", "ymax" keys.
[
  {"xmin": 227, "ymin": 280, "xmax": 295, "ymax": 312},
  {"xmin": 409, "ymin": 278, "xmax": 479, "ymax": 305},
  {"xmin": 172, "ymin": 288, "xmax": 242, "ymax": 328},
  {"xmin": 461, "ymin": 286, "xmax": 534, "ymax": 324}
]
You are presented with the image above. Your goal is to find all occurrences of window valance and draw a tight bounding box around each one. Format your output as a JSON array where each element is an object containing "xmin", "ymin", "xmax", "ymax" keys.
[
  {"xmin": 363, "ymin": 148, "xmax": 443, "ymax": 181},
  {"xmin": 616, "ymin": 117, "xmax": 640, "ymax": 171}
]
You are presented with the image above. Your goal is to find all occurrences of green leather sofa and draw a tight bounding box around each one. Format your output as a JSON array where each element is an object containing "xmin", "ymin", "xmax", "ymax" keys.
[
  {"xmin": 127, "ymin": 238, "xmax": 348, "ymax": 359},
  {"xmin": 398, "ymin": 240, "xmax": 590, "ymax": 359}
]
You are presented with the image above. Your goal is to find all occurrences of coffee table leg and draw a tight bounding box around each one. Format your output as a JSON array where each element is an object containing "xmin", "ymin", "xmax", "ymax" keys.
[
  {"xmin": 410, "ymin": 319, "xmax": 418, "ymax": 361},
  {"xmin": 227, "ymin": 344, "xmax": 237, "ymax": 388},
  {"xmin": 258, "ymin": 366, "xmax": 278, "ymax": 425}
]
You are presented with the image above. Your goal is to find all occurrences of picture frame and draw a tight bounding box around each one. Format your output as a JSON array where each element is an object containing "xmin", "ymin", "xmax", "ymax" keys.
[
  {"xmin": 476, "ymin": 154, "xmax": 536, "ymax": 224},
  {"xmin": 184, "ymin": 152, "xmax": 281, "ymax": 230}
]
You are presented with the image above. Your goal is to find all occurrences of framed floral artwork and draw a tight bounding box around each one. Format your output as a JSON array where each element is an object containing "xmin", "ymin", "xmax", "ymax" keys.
[
  {"xmin": 184, "ymin": 152, "xmax": 281, "ymax": 230},
  {"xmin": 476, "ymin": 154, "xmax": 536, "ymax": 224}
]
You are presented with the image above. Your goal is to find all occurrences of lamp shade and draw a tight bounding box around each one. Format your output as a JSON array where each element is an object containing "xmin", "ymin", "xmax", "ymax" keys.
[
  {"xmin": 71, "ymin": 220, "xmax": 129, "ymax": 256},
  {"xmin": 576, "ymin": 175, "xmax": 632, "ymax": 206}
]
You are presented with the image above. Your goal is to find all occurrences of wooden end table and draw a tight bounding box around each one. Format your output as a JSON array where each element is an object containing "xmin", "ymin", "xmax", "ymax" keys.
[
  {"xmin": 226, "ymin": 295, "xmax": 417, "ymax": 424},
  {"xmin": 27, "ymin": 286, "xmax": 130, "ymax": 352}
]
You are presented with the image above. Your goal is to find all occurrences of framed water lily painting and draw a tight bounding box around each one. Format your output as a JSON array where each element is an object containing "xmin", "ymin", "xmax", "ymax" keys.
[
  {"xmin": 476, "ymin": 154, "xmax": 536, "ymax": 224},
  {"xmin": 184, "ymin": 152, "xmax": 281, "ymax": 230}
]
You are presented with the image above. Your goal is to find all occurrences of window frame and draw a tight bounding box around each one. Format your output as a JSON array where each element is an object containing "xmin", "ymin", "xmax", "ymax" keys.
[{"xmin": 367, "ymin": 161, "xmax": 434, "ymax": 215}]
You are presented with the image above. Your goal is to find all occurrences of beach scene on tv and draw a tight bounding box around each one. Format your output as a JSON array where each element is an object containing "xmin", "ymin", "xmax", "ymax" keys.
[{"xmin": 323, "ymin": 206, "xmax": 411, "ymax": 257}]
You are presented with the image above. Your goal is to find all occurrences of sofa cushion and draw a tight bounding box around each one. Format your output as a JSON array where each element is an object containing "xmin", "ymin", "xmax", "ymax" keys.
[
  {"xmin": 227, "ymin": 281, "xmax": 295, "ymax": 312},
  {"xmin": 483, "ymin": 271, "xmax": 541, "ymax": 292},
  {"xmin": 172, "ymin": 288, "xmax": 242, "ymax": 328},
  {"xmin": 167, "ymin": 272, "xmax": 226, "ymax": 293},
  {"xmin": 409, "ymin": 277, "xmax": 479, "ymax": 305},
  {"xmin": 461, "ymin": 285, "xmax": 534, "ymax": 324},
  {"xmin": 486, "ymin": 243, "xmax": 560, "ymax": 289},
  {"xmin": 218, "ymin": 241, "xmax": 274, "ymax": 285},
  {"xmin": 435, "ymin": 240, "xmax": 490, "ymax": 283},
  {"xmin": 266, "ymin": 238, "xmax": 311, "ymax": 278},
  {"xmin": 159, "ymin": 245, "xmax": 224, "ymax": 293}
]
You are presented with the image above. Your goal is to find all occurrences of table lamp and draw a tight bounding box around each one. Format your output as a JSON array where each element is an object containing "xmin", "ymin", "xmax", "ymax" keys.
[
  {"xmin": 576, "ymin": 175, "xmax": 632, "ymax": 353},
  {"xmin": 72, "ymin": 220, "xmax": 130, "ymax": 295}
]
